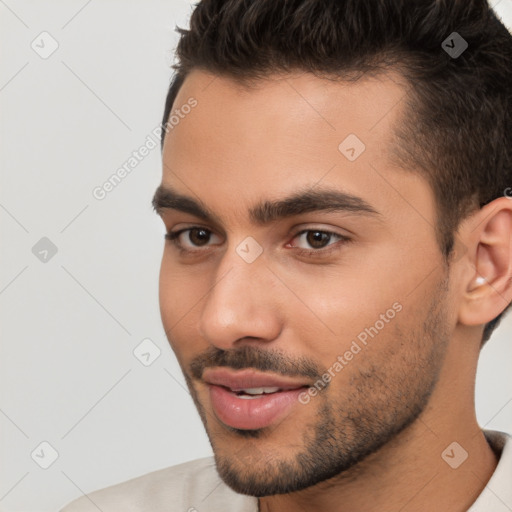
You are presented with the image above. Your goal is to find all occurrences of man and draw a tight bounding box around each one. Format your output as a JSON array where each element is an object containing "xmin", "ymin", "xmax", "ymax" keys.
[{"xmin": 61, "ymin": 0, "xmax": 512, "ymax": 510}]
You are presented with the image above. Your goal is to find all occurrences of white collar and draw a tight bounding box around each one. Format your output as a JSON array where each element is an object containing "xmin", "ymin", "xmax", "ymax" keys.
[{"xmin": 467, "ymin": 429, "xmax": 512, "ymax": 511}]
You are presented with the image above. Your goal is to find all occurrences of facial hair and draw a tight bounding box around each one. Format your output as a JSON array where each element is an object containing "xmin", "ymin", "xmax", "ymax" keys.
[{"xmin": 181, "ymin": 275, "xmax": 451, "ymax": 497}]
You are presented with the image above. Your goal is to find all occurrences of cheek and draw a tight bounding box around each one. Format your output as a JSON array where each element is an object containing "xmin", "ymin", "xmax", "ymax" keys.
[
  {"xmin": 158, "ymin": 256, "xmax": 177, "ymax": 327},
  {"xmin": 159, "ymin": 254, "xmax": 198, "ymax": 318},
  {"xmin": 276, "ymin": 260, "xmax": 404, "ymax": 353},
  {"xmin": 277, "ymin": 244, "xmax": 436, "ymax": 367},
  {"xmin": 158, "ymin": 256, "xmax": 210, "ymax": 358}
]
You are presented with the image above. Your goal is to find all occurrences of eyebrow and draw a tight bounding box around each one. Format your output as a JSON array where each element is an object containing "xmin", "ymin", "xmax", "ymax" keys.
[{"xmin": 151, "ymin": 184, "xmax": 380, "ymax": 226}]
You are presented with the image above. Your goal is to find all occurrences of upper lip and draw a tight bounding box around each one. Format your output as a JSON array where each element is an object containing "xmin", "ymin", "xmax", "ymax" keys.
[{"xmin": 202, "ymin": 368, "xmax": 311, "ymax": 391}]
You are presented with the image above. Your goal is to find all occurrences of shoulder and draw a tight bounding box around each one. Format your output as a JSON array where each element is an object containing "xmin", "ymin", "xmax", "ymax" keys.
[{"xmin": 59, "ymin": 456, "xmax": 257, "ymax": 512}]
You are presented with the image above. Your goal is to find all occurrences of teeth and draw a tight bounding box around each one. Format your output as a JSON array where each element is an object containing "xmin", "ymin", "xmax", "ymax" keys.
[{"xmin": 235, "ymin": 387, "xmax": 280, "ymax": 395}]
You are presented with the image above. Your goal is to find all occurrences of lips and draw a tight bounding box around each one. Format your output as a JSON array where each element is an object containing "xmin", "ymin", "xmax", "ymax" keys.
[{"xmin": 202, "ymin": 368, "xmax": 310, "ymax": 430}]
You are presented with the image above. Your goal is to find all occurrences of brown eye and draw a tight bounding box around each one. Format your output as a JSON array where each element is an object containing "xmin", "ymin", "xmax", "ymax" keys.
[
  {"xmin": 187, "ymin": 228, "xmax": 211, "ymax": 246},
  {"xmin": 305, "ymin": 231, "xmax": 332, "ymax": 249},
  {"xmin": 165, "ymin": 227, "xmax": 221, "ymax": 250},
  {"xmin": 285, "ymin": 228, "xmax": 352, "ymax": 258}
]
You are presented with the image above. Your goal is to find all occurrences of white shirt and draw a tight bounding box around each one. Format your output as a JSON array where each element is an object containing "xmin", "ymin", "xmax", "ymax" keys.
[{"xmin": 60, "ymin": 429, "xmax": 512, "ymax": 512}]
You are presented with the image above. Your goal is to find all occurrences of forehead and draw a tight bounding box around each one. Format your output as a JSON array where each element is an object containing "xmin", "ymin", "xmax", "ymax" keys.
[
  {"xmin": 167, "ymin": 68, "xmax": 408, "ymax": 141},
  {"xmin": 163, "ymin": 68, "xmax": 406, "ymax": 172},
  {"xmin": 161, "ymin": 69, "xmax": 432, "ymax": 229}
]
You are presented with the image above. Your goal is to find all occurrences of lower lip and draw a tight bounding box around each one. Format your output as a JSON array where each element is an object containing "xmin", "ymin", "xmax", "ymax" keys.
[{"xmin": 208, "ymin": 385, "xmax": 306, "ymax": 430}]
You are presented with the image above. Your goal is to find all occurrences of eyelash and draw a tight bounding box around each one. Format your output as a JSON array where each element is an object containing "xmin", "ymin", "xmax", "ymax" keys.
[{"xmin": 164, "ymin": 227, "xmax": 351, "ymax": 258}]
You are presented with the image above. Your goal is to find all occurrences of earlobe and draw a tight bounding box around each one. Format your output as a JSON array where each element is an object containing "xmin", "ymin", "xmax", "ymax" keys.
[{"xmin": 458, "ymin": 198, "xmax": 512, "ymax": 327}]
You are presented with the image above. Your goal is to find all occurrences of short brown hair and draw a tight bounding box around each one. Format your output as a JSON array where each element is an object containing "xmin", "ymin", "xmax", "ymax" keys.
[{"xmin": 161, "ymin": 0, "xmax": 512, "ymax": 345}]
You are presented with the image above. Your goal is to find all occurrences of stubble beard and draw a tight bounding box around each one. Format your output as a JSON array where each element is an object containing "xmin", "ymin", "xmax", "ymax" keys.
[{"xmin": 183, "ymin": 276, "xmax": 451, "ymax": 497}]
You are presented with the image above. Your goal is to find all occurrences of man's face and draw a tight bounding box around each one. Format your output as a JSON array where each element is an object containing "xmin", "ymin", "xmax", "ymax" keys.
[{"xmin": 155, "ymin": 69, "xmax": 455, "ymax": 495}]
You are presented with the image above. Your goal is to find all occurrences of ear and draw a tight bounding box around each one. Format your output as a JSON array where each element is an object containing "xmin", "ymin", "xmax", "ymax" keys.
[{"xmin": 458, "ymin": 196, "xmax": 512, "ymax": 328}]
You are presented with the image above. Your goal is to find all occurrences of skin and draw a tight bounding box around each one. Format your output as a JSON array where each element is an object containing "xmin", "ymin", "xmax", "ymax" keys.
[{"xmin": 154, "ymin": 68, "xmax": 512, "ymax": 511}]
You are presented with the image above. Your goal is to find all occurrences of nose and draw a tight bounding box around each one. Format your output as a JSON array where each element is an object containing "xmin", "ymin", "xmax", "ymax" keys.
[{"xmin": 197, "ymin": 244, "xmax": 282, "ymax": 350}]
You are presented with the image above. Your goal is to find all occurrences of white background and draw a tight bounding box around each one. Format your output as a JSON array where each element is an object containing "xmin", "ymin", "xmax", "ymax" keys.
[{"xmin": 1, "ymin": 1, "xmax": 511, "ymax": 511}]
